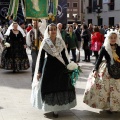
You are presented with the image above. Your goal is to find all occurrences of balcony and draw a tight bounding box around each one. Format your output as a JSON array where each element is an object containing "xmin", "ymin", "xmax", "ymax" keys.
[
  {"xmin": 108, "ymin": 2, "xmax": 114, "ymax": 10},
  {"xmin": 86, "ymin": 6, "xmax": 92, "ymax": 13},
  {"xmin": 108, "ymin": 2, "xmax": 114, "ymax": 5}
]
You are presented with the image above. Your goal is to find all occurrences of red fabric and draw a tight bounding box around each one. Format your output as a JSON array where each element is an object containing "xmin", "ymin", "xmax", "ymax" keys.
[
  {"xmin": 26, "ymin": 26, "xmax": 32, "ymax": 33},
  {"xmin": 91, "ymin": 32, "xmax": 104, "ymax": 51}
]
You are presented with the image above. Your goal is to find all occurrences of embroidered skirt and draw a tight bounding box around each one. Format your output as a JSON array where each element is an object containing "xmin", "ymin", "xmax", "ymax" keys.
[
  {"xmin": 31, "ymin": 56, "xmax": 76, "ymax": 111},
  {"xmin": 83, "ymin": 61, "xmax": 120, "ymax": 111}
]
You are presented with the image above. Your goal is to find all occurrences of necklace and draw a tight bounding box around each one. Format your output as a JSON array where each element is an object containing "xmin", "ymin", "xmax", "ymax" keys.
[
  {"xmin": 13, "ymin": 29, "xmax": 18, "ymax": 31},
  {"xmin": 111, "ymin": 44, "xmax": 116, "ymax": 50},
  {"xmin": 110, "ymin": 44, "xmax": 115, "ymax": 46}
]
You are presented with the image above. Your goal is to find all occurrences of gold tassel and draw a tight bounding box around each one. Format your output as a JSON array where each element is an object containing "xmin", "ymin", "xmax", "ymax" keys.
[{"xmin": 112, "ymin": 50, "xmax": 120, "ymax": 62}]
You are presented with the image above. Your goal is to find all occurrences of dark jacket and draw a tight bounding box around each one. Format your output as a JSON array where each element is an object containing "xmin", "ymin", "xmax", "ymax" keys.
[
  {"xmin": 74, "ymin": 27, "xmax": 81, "ymax": 41},
  {"xmin": 81, "ymin": 29, "xmax": 91, "ymax": 49},
  {"xmin": 94, "ymin": 45, "xmax": 120, "ymax": 71},
  {"xmin": 66, "ymin": 32, "xmax": 78, "ymax": 49},
  {"xmin": 61, "ymin": 29, "xmax": 67, "ymax": 44}
]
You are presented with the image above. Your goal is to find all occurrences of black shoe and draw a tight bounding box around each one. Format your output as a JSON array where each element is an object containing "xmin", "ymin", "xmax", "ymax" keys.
[
  {"xmin": 106, "ymin": 110, "xmax": 113, "ymax": 114},
  {"xmin": 53, "ymin": 112, "xmax": 58, "ymax": 118},
  {"xmin": 77, "ymin": 59, "xmax": 80, "ymax": 62},
  {"xmin": 86, "ymin": 60, "xmax": 90, "ymax": 62},
  {"xmin": 82, "ymin": 59, "xmax": 87, "ymax": 62},
  {"xmin": 13, "ymin": 70, "xmax": 16, "ymax": 73}
]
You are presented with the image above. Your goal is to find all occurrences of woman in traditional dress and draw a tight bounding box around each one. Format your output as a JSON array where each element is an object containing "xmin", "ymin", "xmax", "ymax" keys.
[
  {"xmin": 83, "ymin": 30, "xmax": 120, "ymax": 113},
  {"xmin": 1, "ymin": 22, "xmax": 30, "ymax": 72},
  {"xmin": 31, "ymin": 23, "xmax": 76, "ymax": 118}
]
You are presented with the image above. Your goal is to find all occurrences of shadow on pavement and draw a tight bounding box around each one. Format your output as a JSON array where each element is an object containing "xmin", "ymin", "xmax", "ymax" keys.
[
  {"xmin": 0, "ymin": 68, "xmax": 32, "ymax": 89},
  {"xmin": 80, "ymin": 65, "xmax": 94, "ymax": 70},
  {"xmin": 0, "ymin": 106, "xmax": 4, "ymax": 109},
  {"xmin": 71, "ymin": 109, "xmax": 120, "ymax": 119},
  {"xmin": 44, "ymin": 112, "xmax": 58, "ymax": 119},
  {"xmin": 1, "ymin": 70, "xmax": 30, "ymax": 74}
]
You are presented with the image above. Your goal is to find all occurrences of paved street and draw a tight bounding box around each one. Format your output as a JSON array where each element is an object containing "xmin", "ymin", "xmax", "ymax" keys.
[{"xmin": 0, "ymin": 49, "xmax": 119, "ymax": 120}]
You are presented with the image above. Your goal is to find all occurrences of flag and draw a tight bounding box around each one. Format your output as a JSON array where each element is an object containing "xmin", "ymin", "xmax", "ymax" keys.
[
  {"xmin": 7, "ymin": 0, "xmax": 14, "ymax": 17},
  {"xmin": 25, "ymin": 0, "xmax": 48, "ymax": 19},
  {"xmin": 21, "ymin": 0, "xmax": 25, "ymax": 17},
  {"xmin": 13, "ymin": 0, "xmax": 19, "ymax": 20},
  {"xmin": 57, "ymin": 0, "xmax": 67, "ymax": 24},
  {"xmin": 48, "ymin": 0, "xmax": 58, "ymax": 15},
  {"xmin": 53, "ymin": 0, "xmax": 58, "ymax": 15},
  {"xmin": 7, "ymin": 0, "xmax": 19, "ymax": 20}
]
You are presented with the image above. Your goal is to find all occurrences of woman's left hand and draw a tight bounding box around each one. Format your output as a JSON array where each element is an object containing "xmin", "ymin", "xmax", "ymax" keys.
[
  {"xmin": 24, "ymin": 45, "xmax": 27, "ymax": 48},
  {"xmin": 37, "ymin": 73, "xmax": 42, "ymax": 81}
]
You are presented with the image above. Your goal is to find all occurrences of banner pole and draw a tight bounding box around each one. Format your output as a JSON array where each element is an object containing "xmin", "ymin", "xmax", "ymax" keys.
[{"xmin": 35, "ymin": 19, "xmax": 40, "ymax": 50}]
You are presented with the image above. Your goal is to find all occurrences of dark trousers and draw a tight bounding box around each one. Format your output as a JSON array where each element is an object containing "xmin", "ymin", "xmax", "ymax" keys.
[
  {"xmin": 31, "ymin": 49, "xmax": 38, "ymax": 81},
  {"xmin": 84, "ymin": 49, "xmax": 90, "ymax": 61},
  {"xmin": 68, "ymin": 48, "xmax": 76, "ymax": 62},
  {"xmin": 94, "ymin": 51, "xmax": 99, "ymax": 63}
]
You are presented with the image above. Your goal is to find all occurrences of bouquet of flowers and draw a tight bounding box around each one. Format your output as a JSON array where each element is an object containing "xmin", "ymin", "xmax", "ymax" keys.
[
  {"xmin": 67, "ymin": 61, "xmax": 82, "ymax": 86},
  {"xmin": 4, "ymin": 42, "xmax": 11, "ymax": 47}
]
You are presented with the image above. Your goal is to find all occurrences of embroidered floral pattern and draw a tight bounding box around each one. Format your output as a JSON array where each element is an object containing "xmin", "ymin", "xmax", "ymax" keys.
[{"xmin": 83, "ymin": 62, "xmax": 120, "ymax": 111}]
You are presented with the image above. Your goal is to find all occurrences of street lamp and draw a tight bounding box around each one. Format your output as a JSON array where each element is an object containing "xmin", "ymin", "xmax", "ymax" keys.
[
  {"xmin": 95, "ymin": 5, "xmax": 102, "ymax": 19},
  {"xmin": 95, "ymin": 5, "xmax": 102, "ymax": 25}
]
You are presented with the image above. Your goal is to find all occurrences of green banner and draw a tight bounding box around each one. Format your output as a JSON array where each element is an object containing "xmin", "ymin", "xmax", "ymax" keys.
[
  {"xmin": 48, "ymin": 0, "xmax": 58, "ymax": 15},
  {"xmin": 53, "ymin": 0, "xmax": 58, "ymax": 15},
  {"xmin": 7, "ymin": 0, "xmax": 14, "ymax": 17},
  {"xmin": 25, "ymin": 0, "xmax": 48, "ymax": 19},
  {"xmin": 13, "ymin": 0, "xmax": 19, "ymax": 20}
]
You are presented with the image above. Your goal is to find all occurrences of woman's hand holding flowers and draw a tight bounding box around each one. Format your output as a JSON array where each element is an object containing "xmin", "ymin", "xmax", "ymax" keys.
[
  {"xmin": 67, "ymin": 61, "xmax": 82, "ymax": 86},
  {"xmin": 4, "ymin": 42, "xmax": 10, "ymax": 48}
]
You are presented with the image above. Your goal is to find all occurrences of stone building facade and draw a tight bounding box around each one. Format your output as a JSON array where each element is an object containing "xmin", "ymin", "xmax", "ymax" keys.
[
  {"xmin": 84, "ymin": 0, "xmax": 120, "ymax": 26},
  {"xmin": 67, "ymin": 0, "xmax": 84, "ymax": 24}
]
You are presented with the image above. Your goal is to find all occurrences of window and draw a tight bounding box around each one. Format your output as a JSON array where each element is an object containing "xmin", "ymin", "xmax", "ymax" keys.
[
  {"xmin": 67, "ymin": 14, "xmax": 70, "ymax": 18},
  {"xmin": 73, "ymin": 3, "xmax": 77, "ymax": 7},
  {"xmin": 87, "ymin": 7, "xmax": 92, "ymax": 13},
  {"xmin": 109, "ymin": 0, "xmax": 114, "ymax": 10},
  {"xmin": 109, "ymin": 17, "xmax": 114, "ymax": 27},
  {"xmin": 98, "ymin": 18, "xmax": 103, "ymax": 26},
  {"xmin": 99, "ymin": 0, "xmax": 103, "ymax": 8},
  {"xmin": 87, "ymin": 0, "xmax": 93, "ymax": 13},
  {"xmin": 81, "ymin": 0, "xmax": 83, "ymax": 13},
  {"xmin": 93, "ymin": 0, "xmax": 97, "ymax": 12},
  {"xmin": 89, "ymin": 0, "xmax": 92, "ymax": 6},
  {"xmin": 67, "ymin": 3, "xmax": 70, "ymax": 7},
  {"xmin": 88, "ymin": 19, "xmax": 92, "ymax": 26}
]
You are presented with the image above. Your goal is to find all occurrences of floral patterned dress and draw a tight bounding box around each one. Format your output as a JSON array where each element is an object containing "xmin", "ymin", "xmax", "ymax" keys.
[{"xmin": 83, "ymin": 61, "xmax": 120, "ymax": 111}]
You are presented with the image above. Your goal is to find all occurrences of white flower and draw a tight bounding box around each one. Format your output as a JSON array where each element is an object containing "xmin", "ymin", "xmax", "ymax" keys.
[
  {"xmin": 4, "ymin": 42, "xmax": 10, "ymax": 47},
  {"xmin": 67, "ymin": 61, "xmax": 78, "ymax": 70}
]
